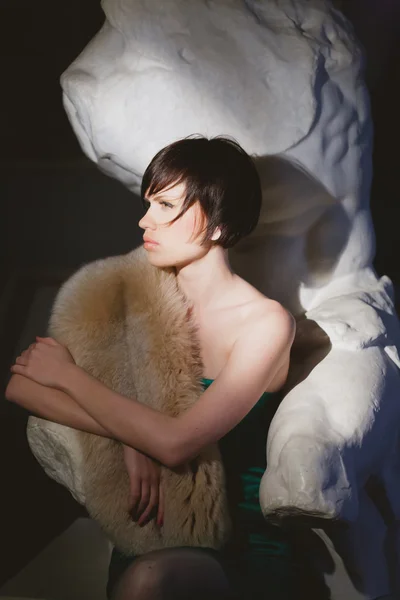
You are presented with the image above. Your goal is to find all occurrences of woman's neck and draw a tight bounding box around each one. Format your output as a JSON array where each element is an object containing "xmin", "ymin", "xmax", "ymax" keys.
[{"xmin": 175, "ymin": 246, "xmax": 236, "ymax": 311}]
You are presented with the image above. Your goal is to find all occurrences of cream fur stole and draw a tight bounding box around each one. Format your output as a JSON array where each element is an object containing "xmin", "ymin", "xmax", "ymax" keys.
[{"xmin": 27, "ymin": 246, "xmax": 232, "ymax": 555}]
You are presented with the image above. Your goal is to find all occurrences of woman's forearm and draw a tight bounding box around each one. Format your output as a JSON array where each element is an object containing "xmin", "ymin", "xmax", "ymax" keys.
[
  {"xmin": 61, "ymin": 364, "xmax": 179, "ymax": 466},
  {"xmin": 5, "ymin": 374, "xmax": 113, "ymax": 439}
]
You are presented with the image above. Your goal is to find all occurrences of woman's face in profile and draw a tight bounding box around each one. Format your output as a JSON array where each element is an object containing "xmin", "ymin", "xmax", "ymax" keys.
[{"xmin": 138, "ymin": 182, "xmax": 210, "ymax": 268}]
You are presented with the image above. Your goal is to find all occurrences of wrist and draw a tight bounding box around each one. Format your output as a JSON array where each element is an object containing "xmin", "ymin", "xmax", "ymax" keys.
[
  {"xmin": 59, "ymin": 363, "xmax": 81, "ymax": 394},
  {"xmin": 123, "ymin": 444, "xmax": 139, "ymax": 456}
]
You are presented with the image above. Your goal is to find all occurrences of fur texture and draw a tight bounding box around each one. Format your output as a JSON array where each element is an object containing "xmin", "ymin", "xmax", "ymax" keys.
[{"xmin": 30, "ymin": 245, "xmax": 232, "ymax": 555}]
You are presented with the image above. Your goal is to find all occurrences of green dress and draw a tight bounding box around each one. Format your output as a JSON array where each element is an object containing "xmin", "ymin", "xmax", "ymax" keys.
[
  {"xmin": 106, "ymin": 377, "xmax": 295, "ymax": 599},
  {"xmin": 200, "ymin": 378, "xmax": 294, "ymax": 599}
]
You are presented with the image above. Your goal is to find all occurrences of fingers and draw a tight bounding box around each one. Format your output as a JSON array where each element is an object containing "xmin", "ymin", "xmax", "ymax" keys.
[
  {"xmin": 36, "ymin": 336, "xmax": 58, "ymax": 346},
  {"xmin": 135, "ymin": 477, "xmax": 150, "ymax": 519},
  {"xmin": 14, "ymin": 344, "xmax": 36, "ymax": 367},
  {"xmin": 12, "ymin": 349, "xmax": 30, "ymax": 372},
  {"xmin": 157, "ymin": 480, "xmax": 164, "ymax": 528},
  {"xmin": 128, "ymin": 454, "xmax": 151, "ymax": 522},
  {"xmin": 124, "ymin": 447, "xmax": 162, "ymax": 527},
  {"xmin": 130, "ymin": 452, "xmax": 148, "ymax": 519},
  {"xmin": 18, "ymin": 346, "xmax": 33, "ymax": 359},
  {"xmin": 10, "ymin": 343, "xmax": 36, "ymax": 375},
  {"xmin": 137, "ymin": 475, "xmax": 159, "ymax": 526},
  {"xmin": 15, "ymin": 356, "xmax": 28, "ymax": 365},
  {"xmin": 128, "ymin": 477, "xmax": 142, "ymax": 521},
  {"xmin": 17, "ymin": 345, "xmax": 34, "ymax": 360},
  {"xmin": 19, "ymin": 339, "xmax": 48, "ymax": 358}
]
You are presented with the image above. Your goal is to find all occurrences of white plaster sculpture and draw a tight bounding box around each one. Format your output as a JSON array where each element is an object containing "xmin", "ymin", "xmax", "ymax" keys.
[{"xmin": 28, "ymin": 0, "xmax": 400, "ymax": 597}]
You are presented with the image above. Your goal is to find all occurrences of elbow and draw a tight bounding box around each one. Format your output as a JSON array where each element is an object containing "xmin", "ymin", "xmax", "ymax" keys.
[
  {"xmin": 156, "ymin": 421, "xmax": 194, "ymax": 469},
  {"xmin": 161, "ymin": 434, "xmax": 188, "ymax": 469},
  {"xmin": 5, "ymin": 377, "xmax": 17, "ymax": 403},
  {"xmin": 163, "ymin": 439, "xmax": 195, "ymax": 469},
  {"xmin": 163, "ymin": 446, "xmax": 182, "ymax": 469},
  {"xmin": 5, "ymin": 375, "xmax": 30, "ymax": 408}
]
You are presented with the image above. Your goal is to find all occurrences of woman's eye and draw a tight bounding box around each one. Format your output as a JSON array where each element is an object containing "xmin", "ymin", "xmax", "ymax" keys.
[{"xmin": 142, "ymin": 199, "xmax": 173, "ymax": 210}]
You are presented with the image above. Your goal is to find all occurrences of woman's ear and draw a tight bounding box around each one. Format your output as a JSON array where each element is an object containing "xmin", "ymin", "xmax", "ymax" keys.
[{"xmin": 211, "ymin": 227, "xmax": 222, "ymax": 241}]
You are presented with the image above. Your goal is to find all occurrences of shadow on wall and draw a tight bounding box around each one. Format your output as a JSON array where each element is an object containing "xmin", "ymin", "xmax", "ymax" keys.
[{"xmin": 230, "ymin": 155, "xmax": 352, "ymax": 315}]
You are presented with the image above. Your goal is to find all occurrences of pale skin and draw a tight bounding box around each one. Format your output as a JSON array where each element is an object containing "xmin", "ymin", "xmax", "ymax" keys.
[{"xmin": 6, "ymin": 181, "xmax": 295, "ymax": 529}]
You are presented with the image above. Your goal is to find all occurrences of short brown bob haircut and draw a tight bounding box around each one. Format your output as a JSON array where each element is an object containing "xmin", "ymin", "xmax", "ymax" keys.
[{"xmin": 140, "ymin": 135, "xmax": 262, "ymax": 249}]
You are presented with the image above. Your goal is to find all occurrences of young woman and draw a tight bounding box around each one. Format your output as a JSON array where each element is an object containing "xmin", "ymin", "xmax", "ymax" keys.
[{"xmin": 7, "ymin": 136, "xmax": 296, "ymax": 600}]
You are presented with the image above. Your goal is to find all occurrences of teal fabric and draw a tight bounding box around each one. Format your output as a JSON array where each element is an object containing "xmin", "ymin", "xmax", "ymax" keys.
[{"xmin": 200, "ymin": 377, "xmax": 291, "ymax": 562}]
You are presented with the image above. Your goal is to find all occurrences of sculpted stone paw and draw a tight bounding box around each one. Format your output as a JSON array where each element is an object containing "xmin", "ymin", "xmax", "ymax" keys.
[{"xmin": 260, "ymin": 435, "xmax": 357, "ymax": 525}]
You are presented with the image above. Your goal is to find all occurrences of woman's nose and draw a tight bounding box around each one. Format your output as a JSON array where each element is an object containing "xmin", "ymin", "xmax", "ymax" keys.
[{"xmin": 138, "ymin": 210, "xmax": 153, "ymax": 230}]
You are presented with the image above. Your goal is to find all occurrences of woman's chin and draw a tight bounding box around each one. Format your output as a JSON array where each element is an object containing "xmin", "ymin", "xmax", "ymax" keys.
[{"xmin": 145, "ymin": 252, "xmax": 173, "ymax": 268}]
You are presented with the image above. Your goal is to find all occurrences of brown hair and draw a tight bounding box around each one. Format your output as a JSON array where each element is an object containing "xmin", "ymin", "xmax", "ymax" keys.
[{"xmin": 141, "ymin": 135, "xmax": 262, "ymax": 248}]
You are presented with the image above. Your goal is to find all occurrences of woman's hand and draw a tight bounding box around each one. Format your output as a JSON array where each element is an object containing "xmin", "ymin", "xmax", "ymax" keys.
[
  {"xmin": 10, "ymin": 337, "xmax": 75, "ymax": 390},
  {"xmin": 123, "ymin": 444, "xmax": 164, "ymax": 528}
]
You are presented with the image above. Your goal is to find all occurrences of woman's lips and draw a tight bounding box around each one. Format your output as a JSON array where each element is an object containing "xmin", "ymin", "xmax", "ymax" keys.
[{"xmin": 143, "ymin": 241, "xmax": 159, "ymax": 249}]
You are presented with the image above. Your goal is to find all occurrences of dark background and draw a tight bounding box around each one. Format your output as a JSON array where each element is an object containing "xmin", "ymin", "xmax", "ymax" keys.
[{"xmin": 1, "ymin": 0, "xmax": 399, "ymax": 588}]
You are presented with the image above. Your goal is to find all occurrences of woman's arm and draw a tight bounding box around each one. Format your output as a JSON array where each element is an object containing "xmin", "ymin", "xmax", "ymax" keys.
[
  {"xmin": 5, "ymin": 374, "xmax": 113, "ymax": 438},
  {"xmin": 10, "ymin": 307, "xmax": 295, "ymax": 468},
  {"xmin": 59, "ymin": 367, "xmax": 179, "ymax": 466},
  {"xmin": 6, "ymin": 375, "xmax": 163, "ymax": 525},
  {"xmin": 6, "ymin": 375, "xmax": 163, "ymax": 522},
  {"xmin": 59, "ymin": 307, "xmax": 295, "ymax": 467}
]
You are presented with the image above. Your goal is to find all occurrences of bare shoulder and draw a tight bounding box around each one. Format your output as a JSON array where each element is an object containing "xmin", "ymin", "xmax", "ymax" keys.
[
  {"xmin": 224, "ymin": 295, "xmax": 295, "ymax": 394},
  {"xmin": 253, "ymin": 298, "xmax": 295, "ymax": 333},
  {"xmin": 242, "ymin": 300, "xmax": 296, "ymax": 355},
  {"xmin": 229, "ymin": 280, "xmax": 296, "ymax": 380},
  {"xmin": 233, "ymin": 277, "xmax": 295, "ymax": 340}
]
